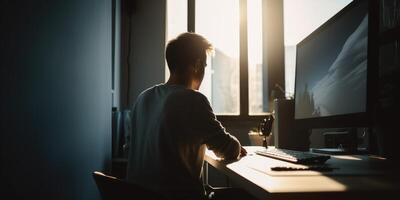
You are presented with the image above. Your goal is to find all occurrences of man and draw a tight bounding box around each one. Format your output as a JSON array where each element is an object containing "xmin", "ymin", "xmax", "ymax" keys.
[{"xmin": 126, "ymin": 32, "xmax": 247, "ymax": 200}]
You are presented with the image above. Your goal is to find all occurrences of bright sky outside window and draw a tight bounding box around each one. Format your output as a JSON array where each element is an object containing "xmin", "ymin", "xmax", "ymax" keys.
[
  {"xmin": 196, "ymin": 0, "xmax": 240, "ymax": 115},
  {"xmin": 247, "ymin": 0, "xmax": 265, "ymax": 115},
  {"xmin": 165, "ymin": 0, "xmax": 187, "ymax": 81}
]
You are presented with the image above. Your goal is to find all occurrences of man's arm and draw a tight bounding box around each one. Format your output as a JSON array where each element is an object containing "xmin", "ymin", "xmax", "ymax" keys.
[{"xmin": 190, "ymin": 93, "xmax": 242, "ymax": 160}]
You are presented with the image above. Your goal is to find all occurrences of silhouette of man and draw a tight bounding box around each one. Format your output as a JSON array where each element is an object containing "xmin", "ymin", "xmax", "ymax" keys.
[{"xmin": 126, "ymin": 32, "xmax": 249, "ymax": 200}]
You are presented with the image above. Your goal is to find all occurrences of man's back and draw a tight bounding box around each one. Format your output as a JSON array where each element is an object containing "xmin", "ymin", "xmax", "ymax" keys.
[{"xmin": 126, "ymin": 84, "xmax": 241, "ymax": 200}]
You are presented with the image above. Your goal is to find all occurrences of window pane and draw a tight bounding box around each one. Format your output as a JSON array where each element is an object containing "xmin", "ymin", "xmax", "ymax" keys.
[
  {"xmin": 248, "ymin": 0, "xmax": 266, "ymax": 115},
  {"xmin": 196, "ymin": 0, "xmax": 240, "ymax": 115},
  {"xmin": 165, "ymin": 0, "xmax": 188, "ymax": 81},
  {"xmin": 284, "ymin": 0, "xmax": 352, "ymax": 97}
]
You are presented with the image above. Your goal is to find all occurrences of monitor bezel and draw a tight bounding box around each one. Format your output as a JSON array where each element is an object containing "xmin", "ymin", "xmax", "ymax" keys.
[{"xmin": 293, "ymin": 0, "xmax": 377, "ymax": 129}]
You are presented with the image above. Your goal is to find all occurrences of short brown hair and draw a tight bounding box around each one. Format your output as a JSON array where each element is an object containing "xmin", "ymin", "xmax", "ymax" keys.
[{"xmin": 165, "ymin": 32, "xmax": 213, "ymax": 73}]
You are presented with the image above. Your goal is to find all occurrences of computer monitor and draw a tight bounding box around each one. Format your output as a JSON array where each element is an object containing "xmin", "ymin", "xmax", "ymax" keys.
[{"xmin": 294, "ymin": 0, "xmax": 371, "ymax": 130}]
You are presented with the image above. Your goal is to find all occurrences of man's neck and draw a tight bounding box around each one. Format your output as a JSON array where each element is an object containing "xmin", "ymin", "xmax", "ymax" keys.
[
  {"xmin": 166, "ymin": 74, "xmax": 199, "ymax": 90},
  {"xmin": 166, "ymin": 75, "xmax": 190, "ymax": 88}
]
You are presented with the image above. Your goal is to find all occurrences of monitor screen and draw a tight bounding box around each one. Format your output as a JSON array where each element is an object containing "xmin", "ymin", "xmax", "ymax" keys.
[{"xmin": 295, "ymin": 1, "xmax": 369, "ymax": 120}]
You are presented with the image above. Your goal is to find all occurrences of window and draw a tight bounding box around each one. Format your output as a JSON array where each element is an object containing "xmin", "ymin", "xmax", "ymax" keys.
[
  {"xmin": 284, "ymin": 0, "xmax": 353, "ymax": 97},
  {"xmin": 166, "ymin": 0, "xmax": 281, "ymax": 118},
  {"xmin": 247, "ymin": 0, "xmax": 264, "ymax": 115},
  {"xmin": 196, "ymin": 0, "xmax": 240, "ymax": 115},
  {"xmin": 166, "ymin": 0, "xmax": 188, "ymax": 80}
]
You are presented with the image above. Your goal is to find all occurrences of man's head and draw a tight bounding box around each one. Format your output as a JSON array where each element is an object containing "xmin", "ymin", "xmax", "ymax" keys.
[{"xmin": 166, "ymin": 32, "xmax": 213, "ymax": 90}]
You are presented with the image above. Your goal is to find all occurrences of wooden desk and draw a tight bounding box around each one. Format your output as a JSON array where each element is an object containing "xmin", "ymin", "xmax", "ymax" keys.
[{"xmin": 204, "ymin": 146, "xmax": 400, "ymax": 200}]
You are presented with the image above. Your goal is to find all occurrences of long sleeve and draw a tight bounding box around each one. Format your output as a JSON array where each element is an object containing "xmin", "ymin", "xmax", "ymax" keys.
[{"xmin": 189, "ymin": 92, "xmax": 241, "ymax": 160}]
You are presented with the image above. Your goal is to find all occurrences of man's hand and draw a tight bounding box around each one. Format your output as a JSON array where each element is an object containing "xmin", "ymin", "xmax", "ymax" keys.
[{"xmin": 239, "ymin": 146, "xmax": 247, "ymax": 157}]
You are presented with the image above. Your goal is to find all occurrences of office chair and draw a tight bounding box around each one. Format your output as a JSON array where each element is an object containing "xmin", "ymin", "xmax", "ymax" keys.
[{"xmin": 92, "ymin": 171, "xmax": 166, "ymax": 200}]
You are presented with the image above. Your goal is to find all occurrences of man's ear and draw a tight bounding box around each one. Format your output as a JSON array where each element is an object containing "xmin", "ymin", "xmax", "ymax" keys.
[{"xmin": 194, "ymin": 59, "xmax": 202, "ymax": 73}]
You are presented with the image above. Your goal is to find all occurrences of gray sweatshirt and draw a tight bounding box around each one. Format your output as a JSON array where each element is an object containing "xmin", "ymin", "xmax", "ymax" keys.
[{"xmin": 126, "ymin": 84, "xmax": 241, "ymax": 200}]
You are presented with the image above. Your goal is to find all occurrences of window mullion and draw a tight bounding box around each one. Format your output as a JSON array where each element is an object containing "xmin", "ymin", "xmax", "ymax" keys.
[
  {"xmin": 188, "ymin": 0, "xmax": 195, "ymax": 32},
  {"xmin": 240, "ymin": 0, "xmax": 249, "ymax": 117},
  {"xmin": 264, "ymin": 0, "xmax": 285, "ymax": 111}
]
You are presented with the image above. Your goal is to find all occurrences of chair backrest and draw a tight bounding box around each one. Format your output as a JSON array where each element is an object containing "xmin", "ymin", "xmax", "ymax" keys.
[{"xmin": 92, "ymin": 171, "xmax": 166, "ymax": 200}]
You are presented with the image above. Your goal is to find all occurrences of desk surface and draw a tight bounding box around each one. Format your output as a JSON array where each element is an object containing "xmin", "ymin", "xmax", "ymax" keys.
[{"xmin": 204, "ymin": 146, "xmax": 400, "ymax": 200}]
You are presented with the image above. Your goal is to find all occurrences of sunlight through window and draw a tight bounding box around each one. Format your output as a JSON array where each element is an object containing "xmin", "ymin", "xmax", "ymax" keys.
[
  {"xmin": 248, "ymin": 0, "xmax": 265, "ymax": 115},
  {"xmin": 165, "ymin": 0, "xmax": 187, "ymax": 81},
  {"xmin": 196, "ymin": 0, "xmax": 240, "ymax": 115}
]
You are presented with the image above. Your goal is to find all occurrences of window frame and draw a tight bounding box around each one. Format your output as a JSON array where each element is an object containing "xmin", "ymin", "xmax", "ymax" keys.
[{"xmin": 187, "ymin": 0, "xmax": 285, "ymax": 123}]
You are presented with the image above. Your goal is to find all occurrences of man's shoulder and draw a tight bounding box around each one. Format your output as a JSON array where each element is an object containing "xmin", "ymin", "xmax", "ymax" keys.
[
  {"xmin": 137, "ymin": 85, "xmax": 157, "ymax": 98},
  {"xmin": 190, "ymin": 90, "xmax": 209, "ymax": 103},
  {"xmin": 131, "ymin": 85, "xmax": 160, "ymax": 107},
  {"xmin": 171, "ymin": 88, "xmax": 208, "ymax": 102},
  {"xmin": 139, "ymin": 84, "xmax": 159, "ymax": 96},
  {"xmin": 134, "ymin": 84, "xmax": 209, "ymax": 106}
]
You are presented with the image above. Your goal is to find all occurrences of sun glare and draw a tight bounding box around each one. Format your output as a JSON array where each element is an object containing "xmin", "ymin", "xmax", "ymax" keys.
[{"xmin": 196, "ymin": 0, "xmax": 240, "ymax": 59}]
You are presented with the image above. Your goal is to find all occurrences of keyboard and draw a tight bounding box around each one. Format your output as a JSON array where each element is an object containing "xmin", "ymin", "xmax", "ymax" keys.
[{"xmin": 255, "ymin": 148, "xmax": 331, "ymax": 164}]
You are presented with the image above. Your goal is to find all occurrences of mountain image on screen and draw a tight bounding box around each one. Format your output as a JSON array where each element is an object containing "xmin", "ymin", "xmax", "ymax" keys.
[{"xmin": 297, "ymin": 14, "xmax": 368, "ymax": 119}]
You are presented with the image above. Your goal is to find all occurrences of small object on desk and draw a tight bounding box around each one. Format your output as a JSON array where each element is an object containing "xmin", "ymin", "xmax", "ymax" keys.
[
  {"xmin": 259, "ymin": 115, "xmax": 274, "ymax": 148},
  {"xmin": 271, "ymin": 166, "xmax": 337, "ymax": 172}
]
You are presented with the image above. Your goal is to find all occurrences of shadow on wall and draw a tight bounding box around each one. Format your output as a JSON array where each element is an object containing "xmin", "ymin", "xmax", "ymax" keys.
[{"xmin": 1, "ymin": 0, "xmax": 112, "ymax": 199}]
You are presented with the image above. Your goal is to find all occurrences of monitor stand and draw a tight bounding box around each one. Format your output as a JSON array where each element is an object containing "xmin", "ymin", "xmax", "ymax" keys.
[{"xmin": 311, "ymin": 128, "xmax": 369, "ymax": 155}]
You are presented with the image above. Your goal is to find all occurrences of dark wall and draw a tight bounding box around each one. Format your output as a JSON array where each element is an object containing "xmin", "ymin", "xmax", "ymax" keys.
[
  {"xmin": 1, "ymin": 0, "xmax": 112, "ymax": 199},
  {"xmin": 127, "ymin": 0, "xmax": 166, "ymax": 105}
]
